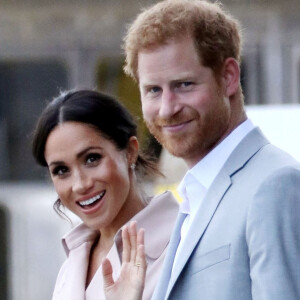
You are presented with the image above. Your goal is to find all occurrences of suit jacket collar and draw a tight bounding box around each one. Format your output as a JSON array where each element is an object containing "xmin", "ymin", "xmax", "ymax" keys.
[
  {"xmin": 161, "ymin": 128, "xmax": 269, "ymax": 299},
  {"xmin": 224, "ymin": 127, "xmax": 269, "ymax": 175}
]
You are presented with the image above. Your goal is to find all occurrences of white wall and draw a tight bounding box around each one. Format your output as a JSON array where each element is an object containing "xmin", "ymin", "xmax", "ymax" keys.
[{"xmin": 246, "ymin": 104, "xmax": 300, "ymax": 162}]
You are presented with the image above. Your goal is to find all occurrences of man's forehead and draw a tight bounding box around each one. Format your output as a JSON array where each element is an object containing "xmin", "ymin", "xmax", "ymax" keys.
[{"xmin": 137, "ymin": 41, "xmax": 202, "ymax": 85}]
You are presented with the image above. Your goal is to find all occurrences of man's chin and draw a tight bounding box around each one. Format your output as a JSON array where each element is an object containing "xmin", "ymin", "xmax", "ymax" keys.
[
  {"xmin": 161, "ymin": 140, "xmax": 187, "ymax": 158},
  {"xmin": 149, "ymin": 128, "xmax": 190, "ymax": 157}
]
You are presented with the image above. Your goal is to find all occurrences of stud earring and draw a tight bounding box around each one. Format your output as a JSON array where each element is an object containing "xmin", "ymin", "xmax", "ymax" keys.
[{"xmin": 130, "ymin": 163, "xmax": 136, "ymax": 170}]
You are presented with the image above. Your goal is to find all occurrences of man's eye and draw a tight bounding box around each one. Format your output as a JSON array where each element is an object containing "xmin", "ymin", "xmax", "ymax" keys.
[
  {"xmin": 86, "ymin": 153, "xmax": 102, "ymax": 165},
  {"xmin": 180, "ymin": 81, "xmax": 193, "ymax": 88},
  {"xmin": 149, "ymin": 86, "xmax": 161, "ymax": 94}
]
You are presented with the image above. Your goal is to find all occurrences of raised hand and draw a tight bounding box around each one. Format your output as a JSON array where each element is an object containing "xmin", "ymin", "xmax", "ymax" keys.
[{"xmin": 102, "ymin": 221, "xmax": 147, "ymax": 300}]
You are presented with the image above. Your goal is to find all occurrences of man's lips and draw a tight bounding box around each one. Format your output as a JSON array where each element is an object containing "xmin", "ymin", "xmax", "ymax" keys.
[{"xmin": 160, "ymin": 119, "xmax": 193, "ymax": 132}]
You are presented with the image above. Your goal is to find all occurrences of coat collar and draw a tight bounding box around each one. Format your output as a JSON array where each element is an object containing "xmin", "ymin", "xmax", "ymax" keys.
[
  {"xmin": 62, "ymin": 191, "xmax": 178, "ymax": 260},
  {"xmin": 224, "ymin": 127, "xmax": 269, "ymax": 175},
  {"xmin": 62, "ymin": 223, "xmax": 98, "ymax": 256},
  {"xmin": 114, "ymin": 191, "xmax": 179, "ymax": 259}
]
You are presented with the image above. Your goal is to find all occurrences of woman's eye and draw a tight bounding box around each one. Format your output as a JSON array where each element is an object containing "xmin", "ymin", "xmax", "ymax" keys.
[
  {"xmin": 86, "ymin": 153, "xmax": 102, "ymax": 165},
  {"xmin": 52, "ymin": 166, "xmax": 69, "ymax": 176}
]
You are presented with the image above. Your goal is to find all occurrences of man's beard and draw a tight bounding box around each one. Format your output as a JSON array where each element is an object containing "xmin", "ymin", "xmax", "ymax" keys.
[{"xmin": 145, "ymin": 102, "xmax": 230, "ymax": 161}]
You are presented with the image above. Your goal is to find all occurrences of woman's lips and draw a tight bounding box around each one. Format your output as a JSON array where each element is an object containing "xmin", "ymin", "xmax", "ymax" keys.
[{"xmin": 76, "ymin": 191, "xmax": 106, "ymax": 214}]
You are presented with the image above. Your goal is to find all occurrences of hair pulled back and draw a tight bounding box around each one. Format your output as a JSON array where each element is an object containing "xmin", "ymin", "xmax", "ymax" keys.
[{"xmin": 32, "ymin": 90, "xmax": 160, "ymax": 217}]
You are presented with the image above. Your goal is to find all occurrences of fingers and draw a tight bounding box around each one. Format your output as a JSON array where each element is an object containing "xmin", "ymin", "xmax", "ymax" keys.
[
  {"xmin": 137, "ymin": 227, "xmax": 145, "ymax": 249},
  {"xmin": 122, "ymin": 224, "xmax": 130, "ymax": 263},
  {"xmin": 122, "ymin": 222, "xmax": 146, "ymax": 266},
  {"xmin": 102, "ymin": 258, "xmax": 115, "ymax": 289},
  {"xmin": 136, "ymin": 228, "xmax": 147, "ymax": 283},
  {"xmin": 137, "ymin": 229, "xmax": 146, "ymax": 266},
  {"xmin": 129, "ymin": 222, "xmax": 137, "ymax": 263},
  {"xmin": 136, "ymin": 243, "xmax": 147, "ymax": 285},
  {"xmin": 136, "ymin": 229, "xmax": 146, "ymax": 266}
]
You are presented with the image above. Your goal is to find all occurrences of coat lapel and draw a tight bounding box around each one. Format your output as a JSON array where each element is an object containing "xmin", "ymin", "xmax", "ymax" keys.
[
  {"xmin": 55, "ymin": 242, "xmax": 92, "ymax": 300},
  {"xmin": 151, "ymin": 212, "xmax": 186, "ymax": 300},
  {"xmin": 165, "ymin": 127, "xmax": 270, "ymax": 299},
  {"xmin": 165, "ymin": 170, "xmax": 232, "ymax": 298}
]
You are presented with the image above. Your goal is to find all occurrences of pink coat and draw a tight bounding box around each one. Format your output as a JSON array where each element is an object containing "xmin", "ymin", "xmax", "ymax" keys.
[{"xmin": 52, "ymin": 191, "xmax": 178, "ymax": 300}]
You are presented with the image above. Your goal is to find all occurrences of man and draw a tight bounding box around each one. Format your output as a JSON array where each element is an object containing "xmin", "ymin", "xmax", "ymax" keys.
[{"xmin": 122, "ymin": 0, "xmax": 300, "ymax": 299}]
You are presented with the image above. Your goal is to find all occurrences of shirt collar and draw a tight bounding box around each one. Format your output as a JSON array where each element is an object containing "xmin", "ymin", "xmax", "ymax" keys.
[{"xmin": 178, "ymin": 119, "xmax": 255, "ymax": 212}]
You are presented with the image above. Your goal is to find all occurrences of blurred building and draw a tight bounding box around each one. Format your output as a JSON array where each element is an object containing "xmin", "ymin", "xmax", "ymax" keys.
[
  {"xmin": 0, "ymin": 0, "xmax": 300, "ymax": 181},
  {"xmin": 0, "ymin": 184, "xmax": 75, "ymax": 300}
]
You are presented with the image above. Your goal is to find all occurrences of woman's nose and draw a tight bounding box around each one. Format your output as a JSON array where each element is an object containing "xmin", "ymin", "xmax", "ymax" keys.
[{"xmin": 72, "ymin": 169, "xmax": 93, "ymax": 194}]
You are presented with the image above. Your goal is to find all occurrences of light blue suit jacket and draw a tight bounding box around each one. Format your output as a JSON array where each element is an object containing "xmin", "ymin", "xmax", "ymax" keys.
[{"xmin": 152, "ymin": 128, "xmax": 300, "ymax": 300}]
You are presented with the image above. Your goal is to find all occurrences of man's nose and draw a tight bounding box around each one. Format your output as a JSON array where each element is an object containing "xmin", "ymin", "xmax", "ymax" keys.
[{"xmin": 159, "ymin": 89, "xmax": 182, "ymax": 119}]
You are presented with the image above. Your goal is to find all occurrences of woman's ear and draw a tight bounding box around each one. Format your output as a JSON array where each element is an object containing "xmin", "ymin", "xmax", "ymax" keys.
[
  {"xmin": 221, "ymin": 57, "xmax": 240, "ymax": 97},
  {"xmin": 127, "ymin": 136, "xmax": 139, "ymax": 165}
]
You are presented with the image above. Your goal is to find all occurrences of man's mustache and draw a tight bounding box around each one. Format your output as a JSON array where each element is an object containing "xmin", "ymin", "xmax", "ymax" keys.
[{"xmin": 153, "ymin": 112, "xmax": 197, "ymax": 127}]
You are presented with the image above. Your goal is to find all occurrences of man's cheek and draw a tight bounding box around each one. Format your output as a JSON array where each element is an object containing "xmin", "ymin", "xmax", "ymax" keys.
[{"xmin": 142, "ymin": 105, "xmax": 154, "ymax": 120}]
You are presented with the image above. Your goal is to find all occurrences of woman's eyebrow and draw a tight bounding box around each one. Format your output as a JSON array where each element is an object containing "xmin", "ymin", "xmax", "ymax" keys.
[
  {"xmin": 48, "ymin": 146, "xmax": 102, "ymax": 167},
  {"xmin": 76, "ymin": 146, "xmax": 103, "ymax": 159}
]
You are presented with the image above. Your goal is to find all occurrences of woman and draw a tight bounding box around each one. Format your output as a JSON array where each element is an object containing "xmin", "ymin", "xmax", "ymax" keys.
[{"xmin": 32, "ymin": 90, "xmax": 178, "ymax": 300}]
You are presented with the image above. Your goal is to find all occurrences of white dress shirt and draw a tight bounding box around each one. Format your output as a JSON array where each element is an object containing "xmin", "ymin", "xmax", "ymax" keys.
[{"xmin": 172, "ymin": 119, "xmax": 255, "ymax": 271}]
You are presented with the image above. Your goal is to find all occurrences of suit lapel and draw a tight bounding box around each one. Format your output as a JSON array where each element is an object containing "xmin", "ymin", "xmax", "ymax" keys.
[
  {"xmin": 165, "ymin": 170, "xmax": 232, "ymax": 297},
  {"xmin": 165, "ymin": 127, "xmax": 270, "ymax": 299},
  {"xmin": 151, "ymin": 212, "xmax": 186, "ymax": 300}
]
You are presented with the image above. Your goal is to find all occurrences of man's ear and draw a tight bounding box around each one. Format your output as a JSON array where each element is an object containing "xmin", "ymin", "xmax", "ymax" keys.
[
  {"xmin": 127, "ymin": 136, "xmax": 139, "ymax": 165},
  {"xmin": 221, "ymin": 57, "xmax": 240, "ymax": 97}
]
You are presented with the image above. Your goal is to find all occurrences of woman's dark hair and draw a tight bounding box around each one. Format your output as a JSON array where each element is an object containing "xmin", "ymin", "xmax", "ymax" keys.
[{"xmin": 32, "ymin": 89, "xmax": 161, "ymax": 217}]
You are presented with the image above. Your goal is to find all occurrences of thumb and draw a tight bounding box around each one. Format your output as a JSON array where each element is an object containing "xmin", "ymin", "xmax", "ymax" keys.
[{"xmin": 102, "ymin": 258, "xmax": 115, "ymax": 289}]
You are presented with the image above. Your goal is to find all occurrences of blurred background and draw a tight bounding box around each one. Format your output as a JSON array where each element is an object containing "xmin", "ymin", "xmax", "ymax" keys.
[{"xmin": 0, "ymin": 0, "xmax": 299, "ymax": 299}]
